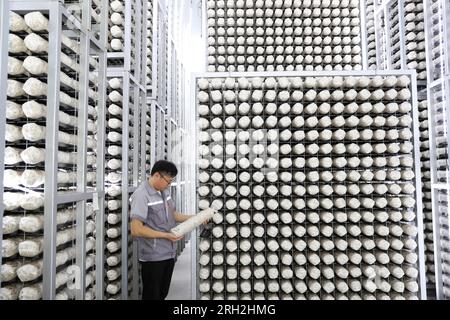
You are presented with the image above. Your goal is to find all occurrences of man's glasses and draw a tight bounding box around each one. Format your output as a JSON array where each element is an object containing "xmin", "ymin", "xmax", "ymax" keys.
[{"xmin": 160, "ymin": 174, "xmax": 174, "ymax": 184}]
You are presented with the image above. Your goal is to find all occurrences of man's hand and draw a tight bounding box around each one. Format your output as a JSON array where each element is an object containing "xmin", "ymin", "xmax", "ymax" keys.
[{"xmin": 165, "ymin": 232, "xmax": 183, "ymax": 242}]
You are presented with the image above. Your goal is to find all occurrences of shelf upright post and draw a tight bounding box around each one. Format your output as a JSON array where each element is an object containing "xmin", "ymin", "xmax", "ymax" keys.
[
  {"xmin": 151, "ymin": 0, "xmax": 159, "ymax": 100},
  {"xmin": 73, "ymin": 0, "xmax": 95, "ymax": 300},
  {"xmin": 410, "ymin": 72, "xmax": 428, "ymax": 300},
  {"xmin": 121, "ymin": 72, "xmax": 131, "ymax": 300},
  {"xmin": 42, "ymin": 1, "xmax": 63, "ymax": 300},
  {"xmin": 150, "ymin": 102, "xmax": 158, "ymax": 166},
  {"xmin": 0, "ymin": 0, "xmax": 9, "ymax": 290},
  {"xmin": 94, "ymin": 0, "xmax": 109, "ymax": 300},
  {"xmin": 141, "ymin": 95, "xmax": 148, "ymax": 180},
  {"xmin": 397, "ymin": 0, "xmax": 408, "ymax": 69},
  {"xmin": 423, "ymin": 0, "xmax": 450, "ymax": 300},
  {"xmin": 135, "ymin": 0, "xmax": 142, "ymax": 81},
  {"xmin": 190, "ymin": 73, "xmax": 199, "ymax": 300},
  {"xmin": 360, "ymin": 0, "xmax": 369, "ymax": 69},
  {"xmin": 130, "ymin": 84, "xmax": 140, "ymax": 299},
  {"xmin": 124, "ymin": 0, "xmax": 132, "ymax": 71}
]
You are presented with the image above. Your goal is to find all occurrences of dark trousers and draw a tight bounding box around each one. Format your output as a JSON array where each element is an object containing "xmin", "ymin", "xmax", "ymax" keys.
[{"xmin": 140, "ymin": 258, "xmax": 175, "ymax": 300}]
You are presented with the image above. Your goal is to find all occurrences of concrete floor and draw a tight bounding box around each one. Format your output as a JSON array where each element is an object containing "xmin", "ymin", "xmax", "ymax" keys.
[{"xmin": 166, "ymin": 241, "xmax": 193, "ymax": 300}]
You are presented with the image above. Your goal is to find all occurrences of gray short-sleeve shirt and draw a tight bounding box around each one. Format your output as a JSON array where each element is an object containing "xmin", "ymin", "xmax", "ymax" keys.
[{"xmin": 130, "ymin": 181, "xmax": 178, "ymax": 261}]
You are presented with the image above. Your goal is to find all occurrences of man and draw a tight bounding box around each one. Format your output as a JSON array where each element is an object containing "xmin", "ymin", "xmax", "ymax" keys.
[{"xmin": 130, "ymin": 160, "xmax": 195, "ymax": 300}]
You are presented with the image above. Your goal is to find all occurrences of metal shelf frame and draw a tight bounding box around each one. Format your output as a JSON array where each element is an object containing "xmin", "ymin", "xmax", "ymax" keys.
[
  {"xmin": 374, "ymin": 0, "xmax": 408, "ymax": 70},
  {"xmin": 202, "ymin": 0, "xmax": 369, "ymax": 72},
  {"xmin": 151, "ymin": 0, "xmax": 169, "ymax": 108},
  {"xmin": 1, "ymin": 0, "xmax": 109, "ymax": 300},
  {"xmin": 374, "ymin": 0, "xmax": 432, "ymax": 294},
  {"xmin": 374, "ymin": 0, "xmax": 427, "ymax": 85},
  {"xmin": 191, "ymin": 70, "xmax": 427, "ymax": 300},
  {"xmin": 423, "ymin": 0, "xmax": 450, "ymax": 300},
  {"xmin": 1, "ymin": 0, "xmax": 151, "ymax": 300},
  {"xmin": 365, "ymin": 0, "xmax": 378, "ymax": 69},
  {"xmin": 148, "ymin": 0, "xmax": 159, "ymax": 98},
  {"xmin": 107, "ymin": 0, "xmax": 148, "ymax": 82},
  {"xmin": 146, "ymin": 0, "xmax": 155, "ymax": 95},
  {"xmin": 105, "ymin": 69, "xmax": 146, "ymax": 300}
]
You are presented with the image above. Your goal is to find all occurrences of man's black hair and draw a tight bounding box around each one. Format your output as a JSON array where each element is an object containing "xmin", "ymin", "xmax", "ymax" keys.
[{"xmin": 150, "ymin": 160, "xmax": 178, "ymax": 177}]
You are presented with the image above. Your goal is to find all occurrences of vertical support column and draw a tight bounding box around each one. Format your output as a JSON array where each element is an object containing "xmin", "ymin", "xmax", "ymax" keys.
[
  {"xmin": 190, "ymin": 225, "xmax": 198, "ymax": 300},
  {"xmin": 440, "ymin": 0, "xmax": 450, "ymax": 299},
  {"xmin": 397, "ymin": 0, "xmax": 408, "ymax": 69},
  {"xmin": 383, "ymin": 4, "xmax": 393, "ymax": 68},
  {"xmin": 410, "ymin": 73, "xmax": 428, "ymax": 300},
  {"xmin": 75, "ymin": 0, "xmax": 92, "ymax": 300},
  {"xmin": 423, "ymin": 0, "xmax": 441, "ymax": 299},
  {"xmin": 155, "ymin": 106, "xmax": 160, "ymax": 160},
  {"xmin": 374, "ymin": 1, "xmax": 384, "ymax": 69},
  {"xmin": 0, "ymin": 0, "xmax": 9, "ymax": 289},
  {"xmin": 124, "ymin": 0, "xmax": 132, "ymax": 71},
  {"xmin": 442, "ymin": 0, "xmax": 450, "ymax": 145},
  {"xmin": 133, "ymin": 86, "xmax": 140, "ymax": 186},
  {"xmin": 135, "ymin": 0, "xmax": 143, "ymax": 83},
  {"xmin": 160, "ymin": 109, "xmax": 164, "ymax": 160},
  {"xmin": 444, "ymin": 0, "xmax": 450, "ymax": 76},
  {"xmin": 163, "ymin": 110, "xmax": 168, "ymax": 159},
  {"xmin": 423, "ymin": 0, "xmax": 448, "ymax": 300},
  {"xmin": 159, "ymin": 107, "xmax": 163, "ymax": 160},
  {"xmin": 151, "ymin": 0, "xmax": 159, "ymax": 99},
  {"xmin": 130, "ymin": 83, "xmax": 140, "ymax": 298},
  {"xmin": 121, "ymin": 72, "xmax": 130, "ymax": 300},
  {"xmin": 429, "ymin": 92, "xmax": 445, "ymax": 299},
  {"xmin": 133, "ymin": 81, "xmax": 142, "ymax": 299},
  {"xmin": 158, "ymin": 3, "xmax": 167, "ymax": 108},
  {"xmin": 360, "ymin": 0, "xmax": 369, "ymax": 69},
  {"xmin": 95, "ymin": 0, "xmax": 109, "ymax": 301},
  {"xmin": 190, "ymin": 76, "xmax": 198, "ymax": 300},
  {"xmin": 150, "ymin": 102, "xmax": 157, "ymax": 165},
  {"xmin": 202, "ymin": 0, "xmax": 207, "ymax": 70},
  {"xmin": 167, "ymin": 3, "xmax": 172, "ymax": 118},
  {"xmin": 43, "ymin": 2, "xmax": 62, "ymax": 300},
  {"xmin": 140, "ymin": 95, "xmax": 147, "ymax": 179},
  {"xmin": 141, "ymin": 1, "xmax": 148, "ymax": 86},
  {"xmin": 131, "ymin": 240, "xmax": 139, "ymax": 299}
]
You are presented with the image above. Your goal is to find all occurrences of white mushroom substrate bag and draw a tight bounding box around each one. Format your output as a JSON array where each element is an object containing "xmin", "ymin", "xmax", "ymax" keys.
[{"xmin": 170, "ymin": 208, "xmax": 217, "ymax": 237}]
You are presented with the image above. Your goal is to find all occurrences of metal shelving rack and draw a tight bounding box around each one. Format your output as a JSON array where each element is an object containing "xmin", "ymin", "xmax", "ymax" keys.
[
  {"xmin": 373, "ymin": 0, "xmax": 427, "ymax": 84},
  {"xmin": 107, "ymin": 0, "xmax": 146, "ymax": 78},
  {"xmin": 0, "ymin": 0, "xmax": 200, "ymax": 300},
  {"xmin": 169, "ymin": 0, "xmax": 194, "ymax": 252},
  {"xmin": 0, "ymin": 0, "xmax": 108, "ymax": 300},
  {"xmin": 365, "ymin": 0, "xmax": 378, "ymax": 69},
  {"xmin": 204, "ymin": 0, "xmax": 369, "ymax": 72},
  {"xmin": 423, "ymin": 0, "xmax": 450, "ymax": 300},
  {"xmin": 154, "ymin": 0, "xmax": 169, "ymax": 108},
  {"xmin": 415, "ymin": 88, "xmax": 435, "ymax": 295},
  {"xmin": 192, "ymin": 70, "xmax": 427, "ymax": 300},
  {"xmin": 146, "ymin": 0, "xmax": 154, "ymax": 97},
  {"xmin": 0, "ymin": 0, "xmax": 151, "ymax": 300},
  {"xmin": 140, "ymin": 0, "xmax": 193, "ymax": 275},
  {"xmin": 372, "ymin": 0, "xmax": 436, "ymax": 295},
  {"xmin": 103, "ymin": 0, "xmax": 148, "ymax": 300},
  {"xmin": 152, "ymin": 102, "xmax": 166, "ymax": 160},
  {"xmin": 104, "ymin": 71, "xmax": 130, "ymax": 300},
  {"xmin": 104, "ymin": 48, "xmax": 147, "ymax": 300},
  {"xmin": 147, "ymin": 0, "xmax": 168, "ymax": 164}
]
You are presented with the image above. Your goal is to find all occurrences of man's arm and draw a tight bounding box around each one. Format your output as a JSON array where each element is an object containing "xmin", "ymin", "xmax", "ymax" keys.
[
  {"xmin": 131, "ymin": 219, "xmax": 182, "ymax": 242},
  {"xmin": 173, "ymin": 211, "xmax": 194, "ymax": 223},
  {"xmin": 173, "ymin": 211, "xmax": 211, "ymax": 225}
]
